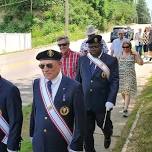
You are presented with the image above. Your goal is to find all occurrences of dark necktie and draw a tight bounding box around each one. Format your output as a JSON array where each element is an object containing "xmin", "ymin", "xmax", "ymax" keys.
[
  {"xmin": 47, "ymin": 80, "xmax": 52, "ymax": 94},
  {"xmin": 90, "ymin": 62, "xmax": 95, "ymax": 75}
]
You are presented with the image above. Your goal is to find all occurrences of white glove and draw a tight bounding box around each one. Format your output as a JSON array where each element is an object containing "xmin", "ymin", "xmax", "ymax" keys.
[
  {"xmin": 7, "ymin": 149, "xmax": 17, "ymax": 152},
  {"xmin": 105, "ymin": 102, "xmax": 114, "ymax": 111}
]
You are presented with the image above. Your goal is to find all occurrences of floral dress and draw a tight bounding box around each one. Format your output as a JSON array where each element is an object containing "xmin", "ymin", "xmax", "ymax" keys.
[{"xmin": 119, "ymin": 54, "xmax": 137, "ymax": 96}]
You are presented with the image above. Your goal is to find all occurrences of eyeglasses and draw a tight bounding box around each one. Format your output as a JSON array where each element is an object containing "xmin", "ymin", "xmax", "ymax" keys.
[
  {"xmin": 122, "ymin": 46, "xmax": 130, "ymax": 48},
  {"xmin": 58, "ymin": 43, "xmax": 68, "ymax": 47},
  {"xmin": 89, "ymin": 44, "xmax": 100, "ymax": 49},
  {"xmin": 39, "ymin": 63, "xmax": 53, "ymax": 69}
]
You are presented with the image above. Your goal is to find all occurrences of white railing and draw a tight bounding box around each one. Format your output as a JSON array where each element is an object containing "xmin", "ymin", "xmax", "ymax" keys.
[{"xmin": 0, "ymin": 33, "xmax": 31, "ymax": 54}]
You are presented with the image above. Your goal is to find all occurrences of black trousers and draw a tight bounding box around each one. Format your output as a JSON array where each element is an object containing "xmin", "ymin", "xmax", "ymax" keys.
[
  {"xmin": 143, "ymin": 44, "xmax": 148, "ymax": 52},
  {"xmin": 84, "ymin": 110, "xmax": 113, "ymax": 152},
  {"xmin": 0, "ymin": 143, "xmax": 7, "ymax": 152}
]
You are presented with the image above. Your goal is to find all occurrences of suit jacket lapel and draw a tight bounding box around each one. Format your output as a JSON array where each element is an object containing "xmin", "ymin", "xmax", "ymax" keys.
[
  {"xmin": 93, "ymin": 66, "xmax": 100, "ymax": 75},
  {"xmin": 0, "ymin": 76, "xmax": 3, "ymax": 91},
  {"xmin": 86, "ymin": 57, "xmax": 95, "ymax": 75},
  {"xmin": 92, "ymin": 54, "xmax": 105, "ymax": 76}
]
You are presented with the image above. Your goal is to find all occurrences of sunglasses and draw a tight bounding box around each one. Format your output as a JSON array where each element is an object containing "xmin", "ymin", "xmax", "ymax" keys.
[
  {"xmin": 122, "ymin": 46, "xmax": 130, "ymax": 48},
  {"xmin": 58, "ymin": 43, "xmax": 68, "ymax": 47},
  {"xmin": 39, "ymin": 63, "xmax": 53, "ymax": 69}
]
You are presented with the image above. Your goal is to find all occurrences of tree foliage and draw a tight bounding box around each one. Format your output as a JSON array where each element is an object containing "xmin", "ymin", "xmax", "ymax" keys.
[
  {"xmin": 0, "ymin": 0, "xmax": 151, "ymax": 39},
  {"xmin": 136, "ymin": 0, "xmax": 151, "ymax": 24}
]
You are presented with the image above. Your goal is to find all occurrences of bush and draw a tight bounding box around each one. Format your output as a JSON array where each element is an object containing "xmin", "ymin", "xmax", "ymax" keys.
[
  {"xmin": 42, "ymin": 21, "xmax": 63, "ymax": 35},
  {"xmin": 32, "ymin": 25, "xmax": 43, "ymax": 37}
]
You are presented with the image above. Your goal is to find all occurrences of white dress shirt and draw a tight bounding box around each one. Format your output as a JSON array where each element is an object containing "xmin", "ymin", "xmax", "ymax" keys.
[
  {"xmin": 110, "ymin": 37, "xmax": 128, "ymax": 59},
  {"xmin": 45, "ymin": 71, "xmax": 62, "ymax": 101}
]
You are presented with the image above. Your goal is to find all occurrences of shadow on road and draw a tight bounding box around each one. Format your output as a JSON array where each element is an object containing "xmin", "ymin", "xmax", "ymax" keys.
[{"xmin": 13, "ymin": 74, "xmax": 40, "ymax": 105}]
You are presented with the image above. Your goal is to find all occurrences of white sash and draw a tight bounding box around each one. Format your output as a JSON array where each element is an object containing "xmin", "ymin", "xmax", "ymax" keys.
[
  {"xmin": 0, "ymin": 115, "xmax": 9, "ymax": 144},
  {"xmin": 39, "ymin": 78, "xmax": 72, "ymax": 144},
  {"xmin": 87, "ymin": 53, "xmax": 110, "ymax": 79}
]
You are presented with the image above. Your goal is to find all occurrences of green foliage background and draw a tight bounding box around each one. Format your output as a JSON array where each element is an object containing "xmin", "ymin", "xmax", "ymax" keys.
[{"xmin": 0, "ymin": 0, "xmax": 151, "ymax": 47}]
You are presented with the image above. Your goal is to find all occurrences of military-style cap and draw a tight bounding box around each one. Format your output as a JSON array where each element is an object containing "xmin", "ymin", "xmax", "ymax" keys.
[
  {"xmin": 86, "ymin": 35, "xmax": 102, "ymax": 44},
  {"xmin": 36, "ymin": 49, "xmax": 62, "ymax": 60}
]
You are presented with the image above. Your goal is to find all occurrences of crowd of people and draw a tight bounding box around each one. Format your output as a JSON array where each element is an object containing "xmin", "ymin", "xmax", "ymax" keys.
[
  {"xmin": 134, "ymin": 27, "xmax": 152, "ymax": 61},
  {"xmin": 0, "ymin": 25, "xmax": 145, "ymax": 152}
]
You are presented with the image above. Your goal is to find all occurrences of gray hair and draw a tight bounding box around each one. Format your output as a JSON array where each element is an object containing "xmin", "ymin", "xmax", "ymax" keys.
[{"xmin": 57, "ymin": 36, "xmax": 70, "ymax": 43}]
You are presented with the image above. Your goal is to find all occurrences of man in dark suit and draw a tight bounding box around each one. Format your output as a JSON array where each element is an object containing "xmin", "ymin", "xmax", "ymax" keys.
[
  {"xmin": 76, "ymin": 35, "xmax": 119, "ymax": 152},
  {"xmin": 30, "ymin": 49, "xmax": 85, "ymax": 152},
  {"xmin": 0, "ymin": 76, "xmax": 23, "ymax": 152}
]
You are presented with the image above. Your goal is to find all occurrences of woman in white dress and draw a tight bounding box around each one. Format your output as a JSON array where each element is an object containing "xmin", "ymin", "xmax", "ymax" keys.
[{"xmin": 119, "ymin": 40, "xmax": 143, "ymax": 117}]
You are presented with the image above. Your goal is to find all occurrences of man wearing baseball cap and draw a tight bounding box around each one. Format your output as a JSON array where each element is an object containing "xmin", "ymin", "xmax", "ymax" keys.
[
  {"xmin": 110, "ymin": 29, "xmax": 129, "ymax": 59},
  {"xmin": 80, "ymin": 25, "xmax": 109, "ymax": 56}
]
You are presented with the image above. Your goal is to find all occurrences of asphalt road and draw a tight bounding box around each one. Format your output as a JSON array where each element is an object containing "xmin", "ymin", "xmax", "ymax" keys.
[{"xmin": 0, "ymin": 28, "xmax": 111, "ymax": 105}]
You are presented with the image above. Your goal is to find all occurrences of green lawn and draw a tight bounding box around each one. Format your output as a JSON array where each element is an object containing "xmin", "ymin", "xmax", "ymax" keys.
[
  {"xmin": 113, "ymin": 76, "xmax": 152, "ymax": 152},
  {"xmin": 21, "ymin": 105, "xmax": 32, "ymax": 152}
]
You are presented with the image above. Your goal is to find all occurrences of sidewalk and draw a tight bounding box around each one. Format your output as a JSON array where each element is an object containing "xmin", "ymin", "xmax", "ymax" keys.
[{"xmin": 94, "ymin": 62, "xmax": 152, "ymax": 152}]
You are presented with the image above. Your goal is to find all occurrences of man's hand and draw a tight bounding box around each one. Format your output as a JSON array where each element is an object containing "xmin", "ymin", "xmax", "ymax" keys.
[{"xmin": 105, "ymin": 102, "xmax": 114, "ymax": 111}]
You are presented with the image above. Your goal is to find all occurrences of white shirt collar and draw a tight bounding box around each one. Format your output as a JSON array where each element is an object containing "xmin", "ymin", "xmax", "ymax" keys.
[
  {"xmin": 45, "ymin": 71, "xmax": 62, "ymax": 84},
  {"xmin": 44, "ymin": 71, "xmax": 62, "ymax": 101},
  {"xmin": 98, "ymin": 51, "xmax": 103, "ymax": 58}
]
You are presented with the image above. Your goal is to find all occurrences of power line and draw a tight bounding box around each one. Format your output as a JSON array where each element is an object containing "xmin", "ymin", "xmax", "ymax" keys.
[{"xmin": 0, "ymin": 0, "xmax": 29, "ymax": 8}]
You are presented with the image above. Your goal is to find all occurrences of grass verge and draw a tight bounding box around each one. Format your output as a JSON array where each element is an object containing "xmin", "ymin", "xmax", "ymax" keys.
[
  {"xmin": 20, "ymin": 105, "xmax": 32, "ymax": 152},
  {"xmin": 113, "ymin": 76, "xmax": 152, "ymax": 152}
]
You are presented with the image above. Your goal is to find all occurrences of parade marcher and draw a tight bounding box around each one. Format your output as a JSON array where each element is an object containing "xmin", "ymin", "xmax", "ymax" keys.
[
  {"xmin": 80, "ymin": 25, "xmax": 109, "ymax": 56},
  {"xmin": 119, "ymin": 41, "xmax": 143, "ymax": 117},
  {"xmin": 76, "ymin": 35, "xmax": 119, "ymax": 151},
  {"xmin": 57, "ymin": 36, "xmax": 80, "ymax": 79},
  {"xmin": 134, "ymin": 28, "xmax": 143, "ymax": 56},
  {"xmin": 110, "ymin": 29, "xmax": 129, "ymax": 59},
  {"xmin": 0, "ymin": 75, "xmax": 23, "ymax": 152},
  {"xmin": 142, "ymin": 27, "xmax": 149, "ymax": 60},
  {"xmin": 30, "ymin": 49, "xmax": 85, "ymax": 152}
]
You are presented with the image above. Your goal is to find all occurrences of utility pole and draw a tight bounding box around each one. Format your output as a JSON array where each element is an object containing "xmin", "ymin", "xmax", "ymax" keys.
[
  {"xmin": 30, "ymin": 0, "xmax": 32, "ymax": 14},
  {"xmin": 134, "ymin": 0, "xmax": 138, "ymax": 23},
  {"xmin": 64, "ymin": 0, "xmax": 69, "ymax": 36},
  {"xmin": 4, "ymin": 0, "xmax": 6, "ymax": 10}
]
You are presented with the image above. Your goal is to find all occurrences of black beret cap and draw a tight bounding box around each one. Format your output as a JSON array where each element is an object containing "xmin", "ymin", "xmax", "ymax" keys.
[
  {"xmin": 86, "ymin": 35, "xmax": 102, "ymax": 44},
  {"xmin": 36, "ymin": 49, "xmax": 62, "ymax": 60}
]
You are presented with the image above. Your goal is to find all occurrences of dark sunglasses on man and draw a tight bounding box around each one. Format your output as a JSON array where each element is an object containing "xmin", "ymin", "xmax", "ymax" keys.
[
  {"xmin": 39, "ymin": 63, "xmax": 53, "ymax": 69},
  {"xmin": 58, "ymin": 43, "xmax": 68, "ymax": 47}
]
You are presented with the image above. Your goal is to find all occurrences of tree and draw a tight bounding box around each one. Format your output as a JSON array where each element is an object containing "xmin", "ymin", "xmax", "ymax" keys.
[
  {"xmin": 85, "ymin": 0, "xmax": 105, "ymax": 16},
  {"xmin": 104, "ymin": 0, "xmax": 137, "ymax": 25},
  {"xmin": 136, "ymin": 0, "xmax": 151, "ymax": 23}
]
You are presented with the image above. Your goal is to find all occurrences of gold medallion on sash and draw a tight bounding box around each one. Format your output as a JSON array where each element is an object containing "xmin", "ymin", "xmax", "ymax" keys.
[
  {"xmin": 60, "ymin": 106, "xmax": 69, "ymax": 116},
  {"xmin": 101, "ymin": 72, "xmax": 107, "ymax": 79}
]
